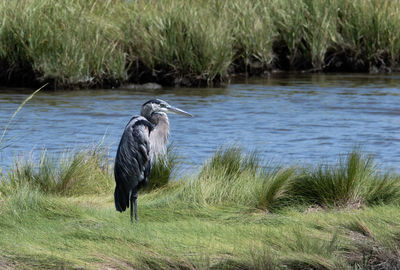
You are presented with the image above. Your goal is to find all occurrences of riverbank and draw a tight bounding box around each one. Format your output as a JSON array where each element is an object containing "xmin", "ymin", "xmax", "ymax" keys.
[
  {"xmin": 1, "ymin": 0, "xmax": 400, "ymax": 88},
  {"xmin": 1, "ymin": 147, "xmax": 399, "ymax": 268}
]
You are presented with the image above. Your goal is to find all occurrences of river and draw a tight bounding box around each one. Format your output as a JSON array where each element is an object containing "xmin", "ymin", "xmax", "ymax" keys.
[{"xmin": 1, "ymin": 73, "xmax": 400, "ymax": 173}]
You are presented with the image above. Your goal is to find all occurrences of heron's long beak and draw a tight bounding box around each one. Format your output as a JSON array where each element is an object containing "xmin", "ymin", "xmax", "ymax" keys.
[{"xmin": 166, "ymin": 105, "xmax": 193, "ymax": 117}]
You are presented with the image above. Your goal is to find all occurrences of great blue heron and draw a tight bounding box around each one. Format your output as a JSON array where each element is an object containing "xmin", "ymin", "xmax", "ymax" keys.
[{"xmin": 114, "ymin": 99, "xmax": 192, "ymax": 223}]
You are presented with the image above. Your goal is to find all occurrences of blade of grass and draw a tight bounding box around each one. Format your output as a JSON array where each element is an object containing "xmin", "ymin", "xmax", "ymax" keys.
[{"xmin": 0, "ymin": 84, "xmax": 47, "ymax": 149}]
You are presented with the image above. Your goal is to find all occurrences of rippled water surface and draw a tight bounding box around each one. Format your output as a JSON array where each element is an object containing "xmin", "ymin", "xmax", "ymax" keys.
[{"xmin": 1, "ymin": 73, "xmax": 400, "ymax": 172}]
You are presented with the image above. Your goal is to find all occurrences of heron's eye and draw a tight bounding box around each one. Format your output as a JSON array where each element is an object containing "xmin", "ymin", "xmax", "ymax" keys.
[{"xmin": 160, "ymin": 104, "xmax": 166, "ymax": 108}]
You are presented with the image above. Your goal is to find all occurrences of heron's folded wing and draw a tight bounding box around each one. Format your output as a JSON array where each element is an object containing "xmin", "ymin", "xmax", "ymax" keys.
[{"xmin": 114, "ymin": 116, "xmax": 152, "ymax": 211}]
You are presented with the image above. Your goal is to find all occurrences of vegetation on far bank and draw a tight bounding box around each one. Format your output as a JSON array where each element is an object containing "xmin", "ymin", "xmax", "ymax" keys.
[
  {"xmin": 1, "ymin": 0, "xmax": 400, "ymax": 88},
  {"xmin": 1, "ymin": 146, "xmax": 400, "ymax": 269}
]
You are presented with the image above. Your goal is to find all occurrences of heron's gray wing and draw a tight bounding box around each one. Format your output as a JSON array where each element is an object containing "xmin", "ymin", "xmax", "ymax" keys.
[{"xmin": 114, "ymin": 116, "xmax": 153, "ymax": 212}]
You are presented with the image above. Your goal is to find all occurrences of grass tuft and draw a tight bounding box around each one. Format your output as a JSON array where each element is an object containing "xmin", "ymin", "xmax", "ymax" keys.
[
  {"xmin": 178, "ymin": 147, "xmax": 294, "ymax": 211},
  {"xmin": 363, "ymin": 173, "xmax": 400, "ymax": 205},
  {"xmin": 2, "ymin": 146, "xmax": 113, "ymax": 197},
  {"xmin": 200, "ymin": 146, "xmax": 260, "ymax": 178},
  {"xmin": 256, "ymin": 167, "xmax": 296, "ymax": 210},
  {"xmin": 291, "ymin": 151, "xmax": 393, "ymax": 208},
  {"xmin": 179, "ymin": 147, "xmax": 262, "ymax": 207}
]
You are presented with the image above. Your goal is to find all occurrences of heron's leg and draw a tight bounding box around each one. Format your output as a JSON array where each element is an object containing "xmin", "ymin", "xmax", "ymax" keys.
[
  {"xmin": 134, "ymin": 197, "xmax": 138, "ymax": 222},
  {"xmin": 130, "ymin": 196, "xmax": 134, "ymax": 224},
  {"xmin": 130, "ymin": 192, "xmax": 138, "ymax": 223}
]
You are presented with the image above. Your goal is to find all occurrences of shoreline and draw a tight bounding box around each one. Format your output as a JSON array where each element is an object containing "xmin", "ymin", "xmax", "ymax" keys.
[{"xmin": 1, "ymin": 68, "xmax": 400, "ymax": 90}]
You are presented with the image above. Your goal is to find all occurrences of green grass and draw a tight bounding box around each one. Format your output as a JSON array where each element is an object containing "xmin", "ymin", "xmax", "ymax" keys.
[
  {"xmin": 0, "ymin": 185, "xmax": 399, "ymax": 269},
  {"xmin": 1, "ymin": 146, "xmax": 399, "ymax": 268},
  {"xmin": 1, "ymin": 0, "xmax": 400, "ymax": 87}
]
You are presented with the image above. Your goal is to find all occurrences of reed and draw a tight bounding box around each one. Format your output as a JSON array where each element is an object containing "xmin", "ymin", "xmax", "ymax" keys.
[
  {"xmin": 335, "ymin": 0, "xmax": 400, "ymax": 71},
  {"xmin": 225, "ymin": 0, "xmax": 276, "ymax": 72},
  {"xmin": 127, "ymin": 0, "xmax": 233, "ymax": 85}
]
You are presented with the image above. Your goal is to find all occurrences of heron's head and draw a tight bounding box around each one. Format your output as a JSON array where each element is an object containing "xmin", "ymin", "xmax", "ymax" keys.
[{"xmin": 141, "ymin": 99, "xmax": 192, "ymax": 120}]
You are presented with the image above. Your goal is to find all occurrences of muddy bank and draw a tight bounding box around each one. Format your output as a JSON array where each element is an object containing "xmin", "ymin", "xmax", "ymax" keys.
[{"xmin": 0, "ymin": 52, "xmax": 398, "ymax": 90}]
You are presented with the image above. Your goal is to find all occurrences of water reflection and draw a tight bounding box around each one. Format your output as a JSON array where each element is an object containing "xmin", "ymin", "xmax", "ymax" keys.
[{"xmin": 1, "ymin": 73, "xmax": 400, "ymax": 173}]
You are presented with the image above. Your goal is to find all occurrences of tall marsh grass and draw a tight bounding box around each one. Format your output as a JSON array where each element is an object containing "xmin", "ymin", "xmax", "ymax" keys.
[
  {"xmin": 128, "ymin": 1, "xmax": 233, "ymax": 85},
  {"xmin": 336, "ymin": 0, "xmax": 400, "ymax": 71},
  {"xmin": 226, "ymin": 0, "xmax": 276, "ymax": 72},
  {"xmin": 0, "ymin": 1, "xmax": 126, "ymax": 87},
  {"xmin": 1, "ymin": 0, "xmax": 400, "ymax": 87}
]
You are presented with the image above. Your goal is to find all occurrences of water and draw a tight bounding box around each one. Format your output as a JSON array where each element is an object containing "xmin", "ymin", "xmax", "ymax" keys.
[{"xmin": 1, "ymin": 73, "xmax": 400, "ymax": 172}]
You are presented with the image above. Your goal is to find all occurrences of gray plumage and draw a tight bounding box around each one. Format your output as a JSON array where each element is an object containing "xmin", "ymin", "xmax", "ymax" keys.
[{"xmin": 114, "ymin": 99, "xmax": 192, "ymax": 223}]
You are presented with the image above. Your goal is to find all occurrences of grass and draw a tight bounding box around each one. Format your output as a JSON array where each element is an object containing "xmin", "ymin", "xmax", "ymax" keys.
[
  {"xmin": 1, "ymin": 0, "xmax": 400, "ymax": 87},
  {"xmin": 1, "ymin": 146, "xmax": 399, "ymax": 268}
]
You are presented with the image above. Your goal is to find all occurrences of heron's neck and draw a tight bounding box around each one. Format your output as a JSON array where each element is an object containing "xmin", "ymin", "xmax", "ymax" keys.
[{"xmin": 148, "ymin": 113, "xmax": 169, "ymax": 160}]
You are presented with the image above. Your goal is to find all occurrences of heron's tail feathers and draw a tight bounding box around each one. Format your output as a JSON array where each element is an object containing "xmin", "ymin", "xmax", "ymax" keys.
[{"xmin": 114, "ymin": 186, "xmax": 129, "ymax": 212}]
